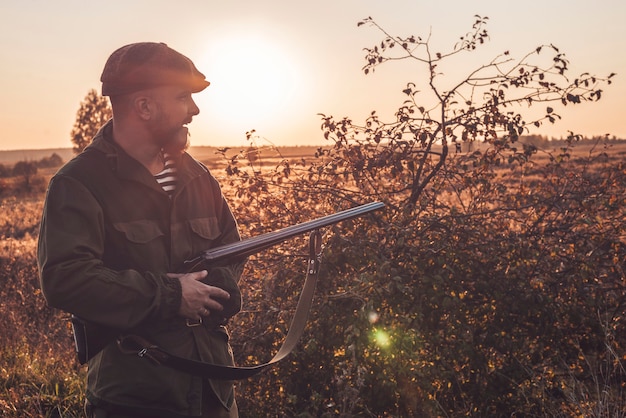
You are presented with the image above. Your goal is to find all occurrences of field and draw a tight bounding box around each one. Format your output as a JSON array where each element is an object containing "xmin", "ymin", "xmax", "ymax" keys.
[
  {"xmin": 0, "ymin": 145, "xmax": 323, "ymax": 167},
  {"xmin": 1, "ymin": 139, "xmax": 625, "ymax": 417}
]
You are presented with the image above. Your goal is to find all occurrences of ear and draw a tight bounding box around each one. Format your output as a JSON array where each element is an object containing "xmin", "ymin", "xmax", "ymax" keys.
[{"xmin": 133, "ymin": 95, "xmax": 154, "ymax": 121}]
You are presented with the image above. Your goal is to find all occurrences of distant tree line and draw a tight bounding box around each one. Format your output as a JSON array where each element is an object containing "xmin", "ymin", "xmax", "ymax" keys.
[
  {"xmin": 0, "ymin": 153, "xmax": 64, "ymax": 179},
  {"xmin": 0, "ymin": 153, "xmax": 64, "ymax": 192},
  {"xmin": 0, "ymin": 153, "xmax": 63, "ymax": 194},
  {"xmin": 520, "ymin": 134, "xmax": 626, "ymax": 148}
]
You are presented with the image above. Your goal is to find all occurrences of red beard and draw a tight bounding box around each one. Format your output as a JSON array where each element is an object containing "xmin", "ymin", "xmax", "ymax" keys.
[{"xmin": 162, "ymin": 126, "xmax": 190, "ymax": 156}]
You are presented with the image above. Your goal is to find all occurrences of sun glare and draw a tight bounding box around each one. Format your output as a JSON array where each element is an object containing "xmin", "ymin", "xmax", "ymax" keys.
[
  {"xmin": 372, "ymin": 328, "xmax": 391, "ymax": 349},
  {"xmin": 197, "ymin": 36, "xmax": 301, "ymax": 137}
]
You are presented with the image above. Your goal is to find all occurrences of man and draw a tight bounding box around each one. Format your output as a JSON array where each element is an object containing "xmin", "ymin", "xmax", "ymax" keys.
[{"xmin": 38, "ymin": 42, "xmax": 244, "ymax": 418}]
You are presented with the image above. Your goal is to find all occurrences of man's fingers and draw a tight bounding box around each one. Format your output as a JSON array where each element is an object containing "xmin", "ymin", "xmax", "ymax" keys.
[
  {"xmin": 203, "ymin": 299, "xmax": 224, "ymax": 313},
  {"xmin": 208, "ymin": 286, "xmax": 230, "ymax": 301}
]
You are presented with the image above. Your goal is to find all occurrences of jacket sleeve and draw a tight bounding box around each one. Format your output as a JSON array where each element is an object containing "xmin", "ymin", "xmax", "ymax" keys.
[{"xmin": 37, "ymin": 174, "xmax": 182, "ymax": 329}]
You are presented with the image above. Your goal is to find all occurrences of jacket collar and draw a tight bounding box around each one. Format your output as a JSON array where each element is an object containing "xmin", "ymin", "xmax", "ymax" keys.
[{"xmin": 86, "ymin": 119, "xmax": 208, "ymax": 190}]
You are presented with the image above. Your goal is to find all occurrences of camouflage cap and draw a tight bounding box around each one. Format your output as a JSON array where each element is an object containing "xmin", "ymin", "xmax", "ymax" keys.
[{"xmin": 100, "ymin": 42, "xmax": 210, "ymax": 96}]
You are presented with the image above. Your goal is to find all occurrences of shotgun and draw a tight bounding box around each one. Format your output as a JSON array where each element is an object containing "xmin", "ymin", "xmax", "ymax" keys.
[
  {"xmin": 183, "ymin": 201, "xmax": 385, "ymax": 269},
  {"xmin": 72, "ymin": 201, "xmax": 385, "ymax": 364}
]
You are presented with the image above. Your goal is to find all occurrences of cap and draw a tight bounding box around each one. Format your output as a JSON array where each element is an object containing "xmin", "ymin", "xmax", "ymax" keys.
[{"xmin": 100, "ymin": 42, "xmax": 210, "ymax": 96}]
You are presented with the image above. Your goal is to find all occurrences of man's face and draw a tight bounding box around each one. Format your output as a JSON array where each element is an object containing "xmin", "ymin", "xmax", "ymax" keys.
[{"xmin": 147, "ymin": 85, "xmax": 200, "ymax": 154}]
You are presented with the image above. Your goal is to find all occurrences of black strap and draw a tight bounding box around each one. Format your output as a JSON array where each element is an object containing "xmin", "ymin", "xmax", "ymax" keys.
[{"xmin": 117, "ymin": 230, "xmax": 323, "ymax": 380}]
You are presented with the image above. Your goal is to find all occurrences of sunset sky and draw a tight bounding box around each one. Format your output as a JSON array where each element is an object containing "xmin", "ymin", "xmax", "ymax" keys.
[{"xmin": 0, "ymin": 0, "xmax": 624, "ymax": 151}]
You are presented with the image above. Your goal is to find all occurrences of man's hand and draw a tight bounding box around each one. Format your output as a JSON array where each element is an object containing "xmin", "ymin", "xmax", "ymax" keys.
[{"xmin": 167, "ymin": 270, "xmax": 230, "ymax": 321}]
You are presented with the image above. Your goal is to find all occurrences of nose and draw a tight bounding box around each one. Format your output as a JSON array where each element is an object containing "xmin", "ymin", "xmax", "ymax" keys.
[{"xmin": 189, "ymin": 97, "xmax": 200, "ymax": 116}]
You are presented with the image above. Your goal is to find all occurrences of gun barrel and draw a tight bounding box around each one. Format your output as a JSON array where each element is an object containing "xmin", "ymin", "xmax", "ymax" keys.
[{"xmin": 188, "ymin": 201, "xmax": 384, "ymax": 267}]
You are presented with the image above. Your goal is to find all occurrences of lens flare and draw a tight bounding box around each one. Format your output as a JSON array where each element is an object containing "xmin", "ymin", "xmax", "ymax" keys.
[{"xmin": 372, "ymin": 328, "xmax": 391, "ymax": 348}]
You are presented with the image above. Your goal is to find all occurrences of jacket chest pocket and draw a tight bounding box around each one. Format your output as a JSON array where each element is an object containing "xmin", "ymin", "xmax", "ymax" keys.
[
  {"xmin": 188, "ymin": 217, "xmax": 221, "ymax": 247},
  {"xmin": 110, "ymin": 220, "xmax": 166, "ymax": 269},
  {"xmin": 167, "ymin": 217, "xmax": 223, "ymax": 272}
]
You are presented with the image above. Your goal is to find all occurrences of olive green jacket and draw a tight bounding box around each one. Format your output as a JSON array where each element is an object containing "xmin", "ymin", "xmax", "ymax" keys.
[{"xmin": 38, "ymin": 121, "xmax": 243, "ymax": 417}]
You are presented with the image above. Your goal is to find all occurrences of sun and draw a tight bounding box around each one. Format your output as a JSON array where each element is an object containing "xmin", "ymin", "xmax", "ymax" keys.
[{"xmin": 196, "ymin": 35, "xmax": 302, "ymax": 139}]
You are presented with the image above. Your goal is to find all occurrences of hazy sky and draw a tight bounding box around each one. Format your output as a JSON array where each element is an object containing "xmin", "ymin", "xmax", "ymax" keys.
[{"xmin": 0, "ymin": 0, "xmax": 624, "ymax": 151}]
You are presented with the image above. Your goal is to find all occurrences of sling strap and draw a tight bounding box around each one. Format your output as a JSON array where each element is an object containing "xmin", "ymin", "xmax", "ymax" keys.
[{"xmin": 117, "ymin": 230, "xmax": 323, "ymax": 380}]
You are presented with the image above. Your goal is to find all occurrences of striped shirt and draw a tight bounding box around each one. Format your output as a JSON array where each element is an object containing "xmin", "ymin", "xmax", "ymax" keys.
[{"xmin": 154, "ymin": 152, "xmax": 177, "ymax": 197}]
